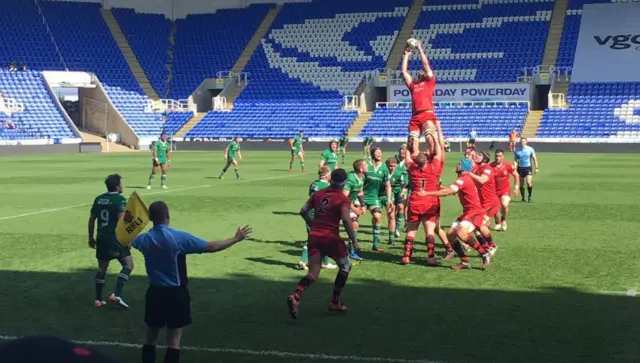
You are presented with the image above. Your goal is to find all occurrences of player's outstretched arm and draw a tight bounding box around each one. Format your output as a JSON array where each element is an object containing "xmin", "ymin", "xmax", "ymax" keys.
[
  {"xmin": 416, "ymin": 41, "xmax": 433, "ymax": 78},
  {"xmin": 401, "ymin": 47, "xmax": 413, "ymax": 88},
  {"xmin": 203, "ymin": 226, "xmax": 252, "ymax": 253},
  {"xmin": 341, "ymin": 205, "xmax": 359, "ymax": 252},
  {"xmin": 426, "ymin": 187, "xmax": 456, "ymax": 198}
]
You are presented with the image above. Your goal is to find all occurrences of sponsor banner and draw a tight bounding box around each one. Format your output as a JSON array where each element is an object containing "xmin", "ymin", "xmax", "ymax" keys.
[
  {"xmin": 181, "ymin": 137, "xmax": 277, "ymax": 142},
  {"xmin": 572, "ymin": 3, "xmax": 640, "ymax": 82},
  {"xmin": 0, "ymin": 139, "xmax": 54, "ymax": 146},
  {"xmin": 60, "ymin": 138, "xmax": 82, "ymax": 144},
  {"xmin": 388, "ymin": 83, "xmax": 530, "ymax": 103}
]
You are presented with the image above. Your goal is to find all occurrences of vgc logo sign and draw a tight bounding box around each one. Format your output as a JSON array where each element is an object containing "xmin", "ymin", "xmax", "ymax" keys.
[{"xmin": 594, "ymin": 34, "xmax": 640, "ymax": 50}]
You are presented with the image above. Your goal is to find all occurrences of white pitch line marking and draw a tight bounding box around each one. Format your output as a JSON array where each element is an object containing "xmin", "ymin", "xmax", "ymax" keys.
[
  {"xmin": 0, "ymin": 173, "xmax": 305, "ymax": 222},
  {"xmin": 0, "ymin": 335, "xmax": 442, "ymax": 363}
]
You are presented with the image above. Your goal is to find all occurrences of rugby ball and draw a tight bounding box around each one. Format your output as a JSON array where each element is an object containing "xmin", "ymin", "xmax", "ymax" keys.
[{"xmin": 406, "ymin": 38, "xmax": 419, "ymax": 49}]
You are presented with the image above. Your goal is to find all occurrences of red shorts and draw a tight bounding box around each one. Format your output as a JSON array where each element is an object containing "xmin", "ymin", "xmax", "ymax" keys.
[
  {"xmin": 483, "ymin": 204, "xmax": 500, "ymax": 219},
  {"xmin": 308, "ymin": 233, "xmax": 348, "ymax": 260},
  {"xmin": 407, "ymin": 199, "xmax": 440, "ymax": 224},
  {"xmin": 456, "ymin": 210, "xmax": 485, "ymax": 229},
  {"xmin": 496, "ymin": 188, "xmax": 511, "ymax": 198},
  {"xmin": 408, "ymin": 111, "xmax": 437, "ymax": 134}
]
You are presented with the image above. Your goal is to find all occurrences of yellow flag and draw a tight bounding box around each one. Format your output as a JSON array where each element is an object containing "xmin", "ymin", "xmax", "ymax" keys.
[{"xmin": 116, "ymin": 191, "xmax": 150, "ymax": 246}]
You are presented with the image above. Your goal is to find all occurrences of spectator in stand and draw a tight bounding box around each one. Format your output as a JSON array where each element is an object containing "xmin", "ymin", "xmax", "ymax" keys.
[
  {"xmin": 20, "ymin": 63, "xmax": 27, "ymax": 72},
  {"xmin": 8, "ymin": 62, "xmax": 17, "ymax": 72},
  {"xmin": 4, "ymin": 119, "xmax": 16, "ymax": 129}
]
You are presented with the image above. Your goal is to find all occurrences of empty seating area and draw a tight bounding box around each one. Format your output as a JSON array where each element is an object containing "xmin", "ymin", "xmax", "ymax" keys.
[
  {"xmin": 410, "ymin": 0, "xmax": 553, "ymax": 83},
  {"xmin": 0, "ymin": 70, "xmax": 75, "ymax": 139},
  {"xmin": 361, "ymin": 102, "xmax": 528, "ymax": 138},
  {"xmin": 170, "ymin": 5, "xmax": 272, "ymax": 100},
  {"xmin": 539, "ymin": 83, "xmax": 640, "ymax": 138},
  {"xmin": 164, "ymin": 111, "xmax": 195, "ymax": 135},
  {"xmin": 186, "ymin": 100, "xmax": 357, "ymax": 139}
]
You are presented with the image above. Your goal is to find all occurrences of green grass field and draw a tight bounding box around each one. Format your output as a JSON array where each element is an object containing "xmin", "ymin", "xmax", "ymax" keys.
[{"xmin": 0, "ymin": 150, "xmax": 639, "ymax": 363}]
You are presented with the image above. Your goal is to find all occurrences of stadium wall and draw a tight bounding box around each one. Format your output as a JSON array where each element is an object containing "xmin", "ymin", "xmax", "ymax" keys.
[{"xmin": 0, "ymin": 143, "xmax": 101, "ymax": 156}]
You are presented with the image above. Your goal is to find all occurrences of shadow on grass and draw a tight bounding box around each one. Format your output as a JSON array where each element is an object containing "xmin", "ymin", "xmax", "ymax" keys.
[
  {"xmin": 271, "ymin": 211, "xmax": 299, "ymax": 217},
  {"xmin": 247, "ymin": 238, "xmax": 303, "ymax": 248},
  {"xmin": 0, "ymin": 269, "xmax": 637, "ymax": 363}
]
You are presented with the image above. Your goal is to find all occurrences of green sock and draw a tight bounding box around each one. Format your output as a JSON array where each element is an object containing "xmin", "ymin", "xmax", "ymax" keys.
[
  {"xmin": 305, "ymin": 223, "xmax": 311, "ymax": 233},
  {"xmin": 373, "ymin": 225, "xmax": 381, "ymax": 247},
  {"xmin": 147, "ymin": 174, "xmax": 155, "ymax": 186},
  {"xmin": 341, "ymin": 155, "xmax": 345, "ymax": 163},
  {"xmin": 396, "ymin": 212, "xmax": 404, "ymax": 230},
  {"xmin": 300, "ymin": 244, "xmax": 308, "ymax": 263},
  {"xmin": 322, "ymin": 256, "xmax": 330, "ymax": 265},
  {"xmin": 389, "ymin": 229, "xmax": 395, "ymax": 244},
  {"xmin": 115, "ymin": 267, "xmax": 131, "ymax": 297},
  {"xmin": 300, "ymin": 162, "xmax": 305, "ymax": 170},
  {"xmin": 234, "ymin": 168, "xmax": 240, "ymax": 178},
  {"xmin": 161, "ymin": 175, "xmax": 167, "ymax": 187},
  {"xmin": 94, "ymin": 271, "xmax": 106, "ymax": 301},
  {"xmin": 289, "ymin": 160, "xmax": 294, "ymax": 169},
  {"xmin": 349, "ymin": 231, "xmax": 358, "ymax": 255}
]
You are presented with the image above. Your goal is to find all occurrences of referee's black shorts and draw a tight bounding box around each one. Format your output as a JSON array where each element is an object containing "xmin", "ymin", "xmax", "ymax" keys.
[
  {"xmin": 517, "ymin": 166, "xmax": 533, "ymax": 179},
  {"xmin": 144, "ymin": 286, "xmax": 191, "ymax": 329}
]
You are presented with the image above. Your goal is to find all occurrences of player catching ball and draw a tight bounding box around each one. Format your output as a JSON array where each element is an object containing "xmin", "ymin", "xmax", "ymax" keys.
[
  {"xmin": 219, "ymin": 137, "xmax": 242, "ymax": 179},
  {"xmin": 289, "ymin": 130, "xmax": 306, "ymax": 172},
  {"xmin": 147, "ymin": 132, "xmax": 171, "ymax": 190},
  {"xmin": 401, "ymin": 39, "xmax": 439, "ymax": 157}
]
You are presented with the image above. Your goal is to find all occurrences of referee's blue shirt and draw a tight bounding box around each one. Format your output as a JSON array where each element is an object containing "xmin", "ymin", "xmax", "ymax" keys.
[
  {"xmin": 132, "ymin": 224, "xmax": 208, "ymax": 287},
  {"xmin": 514, "ymin": 146, "xmax": 536, "ymax": 168}
]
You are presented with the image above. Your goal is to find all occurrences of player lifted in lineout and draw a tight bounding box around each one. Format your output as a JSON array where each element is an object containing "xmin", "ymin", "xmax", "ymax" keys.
[
  {"xmin": 402, "ymin": 39, "xmax": 440, "ymax": 157},
  {"xmin": 289, "ymin": 130, "xmax": 307, "ymax": 173},
  {"xmin": 219, "ymin": 137, "xmax": 242, "ymax": 179},
  {"xmin": 319, "ymin": 140, "xmax": 339, "ymax": 170},
  {"xmin": 88, "ymin": 174, "xmax": 134, "ymax": 308},
  {"xmin": 338, "ymin": 132, "xmax": 349, "ymax": 164},
  {"xmin": 147, "ymin": 132, "xmax": 171, "ymax": 189},
  {"xmin": 288, "ymin": 168, "xmax": 360, "ymax": 319}
]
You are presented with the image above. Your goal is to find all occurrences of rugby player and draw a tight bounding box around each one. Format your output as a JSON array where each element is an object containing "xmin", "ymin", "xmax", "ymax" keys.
[
  {"xmin": 147, "ymin": 132, "xmax": 171, "ymax": 189},
  {"xmin": 362, "ymin": 136, "xmax": 374, "ymax": 159},
  {"xmin": 508, "ymin": 129, "xmax": 519, "ymax": 151},
  {"xmin": 394, "ymin": 144, "xmax": 409, "ymax": 233},
  {"xmin": 401, "ymin": 40, "xmax": 439, "ymax": 157},
  {"xmin": 319, "ymin": 140, "xmax": 339, "ymax": 170},
  {"xmin": 88, "ymin": 174, "xmax": 133, "ymax": 308},
  {"xmin": 338, "ymin": 132, "xmax": 349, "ymax": 163},
  {"xmin": 491, "ymin": 149, "xmax": 520, "ymax": 231},
  {"xmin": 363, "ymin": 147, "xmax": 392, "ymax": 252},
  {"xmin": 514, "ymin": 137, "xmax": 539, "ymax": 203},
  {"xmin": 218, "ymin": 137, "xmax": 242, "ymax": 179},
  {"xmin": 289, "ymin": 130, "xmax": 306, "ymax": 172},
  {"xmin": 467, "ymin": 151, "xmax": 500, "ymax": 255},
  {"xmin": 288, "ymin": 168, "xmax": 360, "ymax": 319},
  {"xmin": 342, "ymin": 159, "xmax": 367, "ymax": 261},
  {"xmin": 386, "ymin": 157, "xmax": 408, "ymax": 245},
  {"xmin": 299, "ymin": 166, "xmax": 337, "ymax": 271},
  {"xmin": 423, "ymin": 158, "xmax": 492, "ymax": 270}
]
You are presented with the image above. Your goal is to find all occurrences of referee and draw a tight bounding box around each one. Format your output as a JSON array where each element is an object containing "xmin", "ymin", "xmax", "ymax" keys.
[
  {"xmin": 131, "ymin": 201, "xmax": 252, "ymax": 363},
  {"xmin": 513, "ymin": 137, "xmax": 539, "ymax": 203}
]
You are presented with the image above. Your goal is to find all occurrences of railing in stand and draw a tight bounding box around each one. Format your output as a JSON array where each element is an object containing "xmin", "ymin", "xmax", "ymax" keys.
[
  {"xmin": 2, "ymin": 98, "xmax": 25, "ymax": 113},
  {"xmin": 216, "ymin": 71, "xmax": 250, "ymax": 86},
  {"xmin": 343, "ymin": 95, "xmax": 359, "ymax": 110},
  {"xmin": 375, "ymin": 101, "xmax": 530, "ymax": 109},
  {"xmin": 145, "ymin": 99, "xmax": 190, "ymax": 113},
  {"xmin": 548, "ymin": 93, "xmax": 566, "ymax": 109},
  {"xmin": 213, "ymin": 96, "xmax": 227, "ymax": 111}
]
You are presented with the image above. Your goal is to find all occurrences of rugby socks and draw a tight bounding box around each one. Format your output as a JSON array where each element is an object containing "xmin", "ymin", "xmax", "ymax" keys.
[
  {"xmin": 142, "ymin": 345, "xmax": 156, "ymax": 363},
  {"xmin": 94, "ymin": 271, "xmax": 106, "ymax": 301},
  {"xmin": 348, "ymin": 231, "xmax": 357, "ymax": 255},
  {"xmin": 147, "ymin": 173, "xmax": 155, "ymax": 186},
  {"xmin": 426, "ymin": 234, "xmax": 436, "ymax": 258},
  {"xmin": 465, "ymin": 236, "xmax": 488, "ymax": 255},
  {"xmin": 289, "ymin": 160, "xmax": 294, "ymax": 170},
  {"xmin": 115, "ymin": 267, "xmax": 131, "ymax": 297},
  {"xmin": 372, "ymin": 224, "xmax": 381, "ymax": 248},
  {"xmin": 322, "ymin": 256, "xmax": 330, "ymax": 266},
  {"xmin": 452, "ymin": 241, "xmax": 467, "ymax": 260},
  {"xmin": 475, "ymin": 232, "xmax": 490, "ymax": 250},
  {"xmin": 484, "ymin": 232, "xmax": 496, "ymax": 249},
  {"xmin": 300, "ymin": 161, "xmax": 305, "ymax": 170},
  {"xmin": 300, "ymin": 244, "xmax": 309, "ymax": 263},
  {"xmin": 220, "ymin": 161, "xmax": 231, "ymax": 177},
  {"xmin": 332, "ymin": 270, "xmax": 349, "ymax": 303},
  {"xmin": 403, "ymin": 236, "xmax": 415, "ymax": 259},
  {"xmin": 527, "ymin": 186, "xmax": 533, "ymax": 198},
  {"xmin": 396, "ymin": 211, "xmax": 404, "ymax": 231},
  {"xmin": 164, "ymin": 348, "xmax": 180, "ymax": 363},
  {"xmin": 160, "ymin": 174, "xmax": 167, "ymax": 187},
  {"xmin": 234, "ymin": 167, "xmax": 241, "ymax": 179},
  {"xmin": 341, "ymin": 154, "xmax": 345, "ymax": 163},
  {"xmin": 520, "ymin": 185, "xmax": 525, "ymax": 200},
  {"xmin": 388, "ymin": 226, "xmax": 395, "ymax": 244},
  {"xmin": 294, "ymin": 273, "xmax": 317, "ymax": 298}
]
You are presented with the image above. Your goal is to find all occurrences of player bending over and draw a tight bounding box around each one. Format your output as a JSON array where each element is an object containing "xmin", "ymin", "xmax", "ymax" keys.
[
  {"xmin": 491, "ymin": 149, "xmax": 519, "ymax": 231},
  {"xmin": 219, "ymin": 137, "xmax": 242, "ymax": 179},
  {"xmin": 422, "ymin": 159, "xmax": 492, "ymax": 270},
  {"xmin": 319, "ymin": 140, "xmax": 339, "ymax": 170},
  {"xmin": 338, "ymin": 132, "xmax": 349, "ymax": 163},
  {"xmin": 289, "ymin": 130, "xmax": 306, "ymax": 173},
  {"xmin": 342, "ymin": 159, "xmax": 368, "ymax": 261},
  {"xmin": 288, "ymin": 168, "xmax": 360, "ymax": 319},
  {"xmin": 88, "ymin": 174, "xmax": 134, "ymax": 308},
  {"xmin": 363, "ymin": 147, "xmax": 392, "ymax": 252},
  {"xmin": 362, "ymin": 136, "xmax": 374, "ymax": 159},
  {"xmin": 147, "ymin": 132, "xmax": 171, "ymax": 189},
  {"xmin": 299, "ymin": 166, "xmax": 337, "ymax": 271},
  {"xmin": 467, "ymin": 151, "xmax": 500, "ymax": 256},
  {"xmin": 386, "ymin": 157, "xmax": 408, "ymax": 245},
  {"xmin": 513, "ymin": 137, "xmax": 539, "ymax": 203},
  {"xmin": 402, "ymin": 40, "xmax": 439, "ymax": 157}
]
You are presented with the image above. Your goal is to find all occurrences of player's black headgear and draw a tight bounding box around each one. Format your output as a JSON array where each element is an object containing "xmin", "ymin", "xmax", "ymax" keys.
[
  {"xmin": 370, "ymin": 147, "xmax": 381, "ymax": 158},
  {"xmin": 479, "ymin": 150, "xmax": 491, "ymax": 163},
  {"xmin": 104, "ymin": 174, "xmax": 122, "ymax": 192},
  {"xmin": 330, "ymin": 168, "xmax": 348, "ymax": 187}
]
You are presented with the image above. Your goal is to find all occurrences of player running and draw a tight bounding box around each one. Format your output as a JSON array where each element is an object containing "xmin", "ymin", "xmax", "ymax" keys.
[
  {"xmin": 386, "ymin": 156, "xmax": 407, "ymax": 244},
  {"xmin": 491, "ymin": 149, "xmax": 520, "ymax": 231},
  {"xmin": 338, "ymin": 132, "xmax": 349, "ymax": 163},
  {"xmin": 88, "ymin": 174, "xmax": 134, "ymax": 308},
  {"xmin": 343, "ymin": 159, "xmax": 368, "ymax": 261},
  {"xmin": 467, "ymin": 151, "xmax": 500, "ymax": 255},
  {"xmin": 514, "ymin": 137, "xmax": 538, "ymax": 203},
  {"xmin": 147, "ymin": 132, "xmax": 171, "ymax": 189},
  {"xmin": 319, "ymin": 140, "xmax": 339, "ymax": 170},
  {"xmin": 219, "ymin": 137, "xmax": 242, "ymax": 179},
  {"xmin": 288, "ymin": 168, "xmax": 360, "ymax": 319},
  {"xmin": 299, "ymin": 166, "xmax": 338, "ymax": 271},
  {"xmin": 401, "ymin": 40, "xmax": 439, "ymax": 157},
  {"xmin": 363, "ymin": 147, "xmax": 392, "ymax": 252},
  {"xmin": 362, "ymin": 136, "xmax": 374, "ymax": 158},
  {"xmin": 289, "ymin": 130, "xmax": 306, "ymax": 172}
]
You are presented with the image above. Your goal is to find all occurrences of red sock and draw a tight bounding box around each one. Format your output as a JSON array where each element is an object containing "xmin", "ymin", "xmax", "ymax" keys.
[
  {"xmin": 466, "ymin": 237, "xmax": 487, "ymax": 255},
  {"xmin": 294, "ymin": 273, "xmax": 316, "ymax": 298},
  {"xmin": 485, "ymin": 233, "xmax": 496, "ymax": 248},
  {"xmin": 475, "ymin": 232, "xmax": 490, "ymax": 250},
  {"xmin": 332, "ymin": 270, "xmax": 349, "ymax": 303},
  {"xmin": 426, "ymin": 234, "xmax": 436, "ymax": 258},
  {"xmin": 403, "ymin": 236, "xmax": 415, "ymax": 258},
  {"xmin": 452, "ymin": 241, "xmax": 466, "ymax": 259}
]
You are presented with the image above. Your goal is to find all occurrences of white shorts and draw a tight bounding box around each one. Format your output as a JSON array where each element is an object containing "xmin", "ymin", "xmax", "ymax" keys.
[
  {"xmin": 450, "ymin": 220, "xmax": 476, "ymax": 234},
  {"xmin": 500, "ymin": 195, "xmax": 511, "ymax": 204}
]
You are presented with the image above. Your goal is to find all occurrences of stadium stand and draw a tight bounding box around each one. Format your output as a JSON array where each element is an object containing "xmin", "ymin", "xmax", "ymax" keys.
[
  {"xmin": 408, "ymin": 0, "xmax": 554, "ymax": 83},
  {"xmin": 186, "ymin": 0, "xmax": 411, "ymax": 139},
  {"xmin": 361, "ymin": 102, "xmax": 529, "ymax": 138},
  {"xmin": 170, "ymin": 4, "xmax": 273, "ymax": 100},
  {"xmin": 112, "ymin": 8, "xmax": 172, "ymax": 98},
  {"xmin": 539, "ymin": 83, "xmax": 640, "ymax": 138}
]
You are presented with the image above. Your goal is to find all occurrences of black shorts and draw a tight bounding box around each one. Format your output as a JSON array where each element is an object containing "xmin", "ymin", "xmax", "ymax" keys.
[
  {"xmin": 145, "ymin": 286, "xmax": 191, "ymax": 329},
  {"xmin": 517, "ymin": 166, "xmax": 532, "ymax": 179},
  {"xmin": 469, "ymin": 139, "xmax": 476, "ymax": 145}
]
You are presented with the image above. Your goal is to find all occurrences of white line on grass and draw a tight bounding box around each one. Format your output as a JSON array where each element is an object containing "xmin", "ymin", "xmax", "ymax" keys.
[
  {"xmin": 0, "ymin": 335, "xmax": 441, "ymax": 363},
  {"xmin": 0, "ymin": 173, "xmax": 305, "ymax": 222},
  {"xmin": 599, "ymin": 289, "xmax": 637, "ymax": 297}
]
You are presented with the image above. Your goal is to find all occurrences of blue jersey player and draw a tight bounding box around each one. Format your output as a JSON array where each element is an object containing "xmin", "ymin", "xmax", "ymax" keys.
[{"xmin": 513, "ymin": 137, "xmax": 539, "ymax": 203}]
